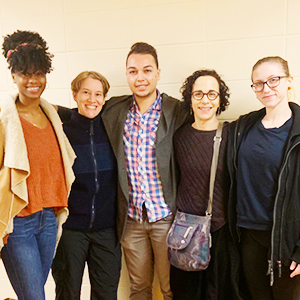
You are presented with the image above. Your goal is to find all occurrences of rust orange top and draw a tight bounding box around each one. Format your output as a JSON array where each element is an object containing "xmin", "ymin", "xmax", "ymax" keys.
[{"xmin": 18, "ymin": 116, "xmax": 68, "ymax": 217}]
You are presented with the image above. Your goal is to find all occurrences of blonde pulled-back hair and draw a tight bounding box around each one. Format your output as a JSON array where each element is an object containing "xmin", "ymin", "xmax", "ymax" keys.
[
  {"xmin": 71, "ymin": 71, "xmax": 110, "ymax": 96},
  {"xmin": 252, "ymin": 56, "xmax": 295, "ymax": 101}
]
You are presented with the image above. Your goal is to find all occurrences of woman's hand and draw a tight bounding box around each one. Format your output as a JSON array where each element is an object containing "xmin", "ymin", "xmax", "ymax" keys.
[
  {"xmin": 52, "ymin": 104, "xmax": 58, "ymax": 111},
  {"xmin": 290, "ymin": 261, "xmax": 300, "ymax": 278}
]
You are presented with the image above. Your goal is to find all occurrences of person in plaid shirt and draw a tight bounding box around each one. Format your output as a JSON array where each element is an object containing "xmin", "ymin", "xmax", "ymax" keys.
[{"xmin": 102, "ymin": 42, "xmax": 189, "ymax": 299}]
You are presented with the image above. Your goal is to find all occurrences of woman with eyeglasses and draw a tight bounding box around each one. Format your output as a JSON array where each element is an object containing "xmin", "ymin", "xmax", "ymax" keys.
[
  {"xmin": 169, "ymin": 69, "xmax": 234, "ymax": 299},
  {"xmin": 227, "ymin": 56, "xmax": 300, "ymax": 300}
]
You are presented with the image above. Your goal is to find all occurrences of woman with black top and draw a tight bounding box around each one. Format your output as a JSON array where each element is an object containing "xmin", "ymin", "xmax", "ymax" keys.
[
  {"xmin": 227, "ymin": 56, "xmax": 300, "ymax": 300},
  {"xmin": 170, "ymin": 69, "xmax": 232, "ymax": 299}
]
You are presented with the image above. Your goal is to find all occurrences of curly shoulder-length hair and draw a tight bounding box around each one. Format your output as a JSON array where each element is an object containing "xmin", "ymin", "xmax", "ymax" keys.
[
  {"xmin": 2, "ymin": 30, "xmax": 53, "ymax": 74},
  {"xmin": 181, "ymin": 69, "xmax": 230, "ymax": 115}
]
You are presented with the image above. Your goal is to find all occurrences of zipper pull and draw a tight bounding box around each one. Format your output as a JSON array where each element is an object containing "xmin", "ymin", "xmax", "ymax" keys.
[
  {"xmin": 270, "ymin": 268, "xmax": 274, "ymax": 286},
  {"xmin": 267, "ymin": 260, "xmax": 271, "ymax": 275},
  {"xmin": 267, "ymin": 260, "xmax": 274, "ymax": 286},
  {"xmin": 277, "ymin": 260, "xmax": 282, "ymax": 278},
  {"xmin": 183, "ymin": 226, "xmax": 193, "ymax": 239}
]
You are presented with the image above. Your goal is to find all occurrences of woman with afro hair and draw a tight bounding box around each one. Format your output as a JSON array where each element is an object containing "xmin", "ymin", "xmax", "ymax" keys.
[
  {"xmin": 169, "ymin": 69, "xmax": 234, "ymax": 299},
  {"xmin": 0, "ymin": 30, "xmax": 75, "ymax": 300}
]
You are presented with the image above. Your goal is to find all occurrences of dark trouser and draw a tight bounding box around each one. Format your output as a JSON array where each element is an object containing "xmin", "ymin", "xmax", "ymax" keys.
[
  {"xmin": 170, "ymin": 224, "xmax": 233, "ymax": 300},
  {"xmin": 52, "ymin": 228, "xmax": 121, "ymax": 300},
  {"xmin": 240, "ymin": 228, "xmax": 300, "ymax": 300}
]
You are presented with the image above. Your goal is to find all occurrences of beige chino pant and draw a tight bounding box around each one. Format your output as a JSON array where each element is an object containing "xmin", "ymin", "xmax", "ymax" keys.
[{"xmin": 121, "ymin": 215, "xmax": 173, "ymax": 300}]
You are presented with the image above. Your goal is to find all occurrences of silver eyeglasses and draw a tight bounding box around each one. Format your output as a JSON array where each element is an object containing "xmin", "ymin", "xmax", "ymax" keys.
[
  {"xmin": 251, "ymin": 76, "xmax": 289, "ymax": 92},
  {"xmin": 191, "ymin": 90, "xmax": 220, "ymax": 101}
]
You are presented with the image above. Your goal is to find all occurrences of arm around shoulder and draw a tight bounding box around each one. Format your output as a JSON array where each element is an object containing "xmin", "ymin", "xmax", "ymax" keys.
[
  {"xmin": 103, "ymin": 95, "xmax": 132, "ymax": 111},
  {"xmin": 57, "ymin": 106, "xmax": 72, "ymax": 123}
]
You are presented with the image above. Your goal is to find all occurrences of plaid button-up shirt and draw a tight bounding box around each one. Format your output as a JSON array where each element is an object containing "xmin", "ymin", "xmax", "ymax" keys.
[{"xmin": 123, "ymin": 91, "xmax": 172, "ymax": 223}]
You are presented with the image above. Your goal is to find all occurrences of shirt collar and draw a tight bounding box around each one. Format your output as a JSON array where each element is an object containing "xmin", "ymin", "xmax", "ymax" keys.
[{"xmin": 130, "ymin": 90, "xmax": 162, "ymax": 116}]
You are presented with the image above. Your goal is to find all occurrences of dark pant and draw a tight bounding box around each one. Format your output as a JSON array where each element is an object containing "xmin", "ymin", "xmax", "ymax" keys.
[
  {"xmin": 240, "ymin": 228, "xmax": 300, "ymax": 300},
  {"xmin": 1, "ymin": 208, "xmax": 57, "ymax": 300},
  {"xmin": 52, "ymin": 228, "xmax": 121, "ymax": 300},
  {"xmin": 170, "ymin": 225, "xmax": 233, "ymax": 300}
]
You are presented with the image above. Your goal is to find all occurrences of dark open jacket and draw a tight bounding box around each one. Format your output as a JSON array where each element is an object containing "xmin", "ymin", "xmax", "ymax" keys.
[
  {"xmin": 227, "ymin": 102, "xmax": 300, "ymax": 291},
  {"xmin": 102, "ymin": 93, "xmax": 189, "ymax": 240}
]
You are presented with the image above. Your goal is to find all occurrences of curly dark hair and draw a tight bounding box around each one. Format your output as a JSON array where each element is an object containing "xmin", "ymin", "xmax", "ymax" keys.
[
  {"xmin": 126, "ymin": 42, "xmax": 159, "ymax": 68},
  {"xmin": 2, "ymin": 30, "xmax": 53, "ymax": 74},
  {"xmin": 181, "ymin": 69, "xmax": 230, "ymax": 115}
]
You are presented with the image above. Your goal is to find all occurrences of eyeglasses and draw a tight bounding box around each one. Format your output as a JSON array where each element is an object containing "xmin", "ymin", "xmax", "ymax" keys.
[
  {"xmin": 251, "ymin": 76, "xmax": 289, "ymax": 92},
  {"xmin": 191, "ymin": 90, "xmax": 220, "ymax": 101}
]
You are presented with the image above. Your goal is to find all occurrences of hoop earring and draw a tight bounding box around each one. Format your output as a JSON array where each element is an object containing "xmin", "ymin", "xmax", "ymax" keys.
[
  {"xmin": 190, "ymin": 106, "xmax": 193, "ymax": 115},
  {"xmin": 12, "ymin": 83, "xmax": 17, "ymax": 89}
]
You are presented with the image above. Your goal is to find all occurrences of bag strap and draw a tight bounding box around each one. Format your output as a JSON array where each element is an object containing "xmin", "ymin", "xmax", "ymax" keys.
[{"xmin": 206, "ymin": 122, "xmax": 223, "ymax": 216}]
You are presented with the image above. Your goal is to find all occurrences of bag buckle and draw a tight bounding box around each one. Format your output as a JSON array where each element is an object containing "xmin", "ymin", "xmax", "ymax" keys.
[
  {"xmin": 213, "ymin": 136, "xmax": 222, "ymax": 142},
  {"xmin": 205, "ymin": 211, "xmax": 212, "ymax": 217}
]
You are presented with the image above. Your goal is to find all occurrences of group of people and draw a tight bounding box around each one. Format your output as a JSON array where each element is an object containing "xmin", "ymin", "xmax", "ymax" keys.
[{"xmin": 0, "ymin": 29, "xmax": 299, "ymax": 300}]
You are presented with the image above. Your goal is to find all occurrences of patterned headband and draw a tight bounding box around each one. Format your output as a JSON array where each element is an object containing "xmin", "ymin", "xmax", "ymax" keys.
[{"xmin": 7, "ymin": 42, "xmax": 28, "ymax": 59}]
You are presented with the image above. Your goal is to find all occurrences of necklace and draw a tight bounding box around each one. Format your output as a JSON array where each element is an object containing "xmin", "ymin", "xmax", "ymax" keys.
[
  {"xmin": 17, "ymin": 106, "xmax": 48, "ymax": 129},
  {"xmin": 19, "ymin": 113, "xmax": 42, "ymax": 128},
  {"xmin": 16, "ymin": 97, "xmax": 49, "ymax": 128}
]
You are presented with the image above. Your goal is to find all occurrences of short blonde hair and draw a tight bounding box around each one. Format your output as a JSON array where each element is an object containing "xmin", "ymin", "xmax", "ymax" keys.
[{"xmin": 71, "ymin": 71, "xmax": 110, "ymax": 96}]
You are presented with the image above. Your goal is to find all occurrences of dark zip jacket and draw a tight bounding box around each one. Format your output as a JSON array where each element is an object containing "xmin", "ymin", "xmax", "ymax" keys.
[
  {"xmin": 227, "ymin": 102, "xmax": 300, "ymax": 287},
  {"xmin": 58, "ymin": 106, "xmax": 118, "ymax": 232},
  {"xmin": 102, "ymin": 93, "xmax": 191, "ymax": 240}
]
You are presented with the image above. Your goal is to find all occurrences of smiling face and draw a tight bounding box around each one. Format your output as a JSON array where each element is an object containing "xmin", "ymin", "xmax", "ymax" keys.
[
  {"xmin": 12, "ymin": 71, "xmax": 46, "ymax": 102},
  {"xmin": 252, "ymin": 61, "xmax": 292, "ymax": 109},
  {"xmin": 73, "ymin": 77, "xmax": 105, "ymax": 119},
  {"xmin": 126, "ymin": 53, "xmax": 160, "ymax": 103},
  {"xmin": 191, "ymin": 76, "xmax": 220, "ymax": 124}
]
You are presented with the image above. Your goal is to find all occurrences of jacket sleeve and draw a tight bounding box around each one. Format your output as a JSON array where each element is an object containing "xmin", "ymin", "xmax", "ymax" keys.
[
  {"xmin": 227, "ymin": 121, "xmax": 237, "ymax": 176},
  {"xmin": 57, "ymin": 106, "xmax": 72, "ymax": 123},
  {"xmin": 175, "ymin": 100, "xmax": 193, "ymax": 129},
  {"xmin": 292, "ymin": 243, "xmax": 300, "ymax": 263}
]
